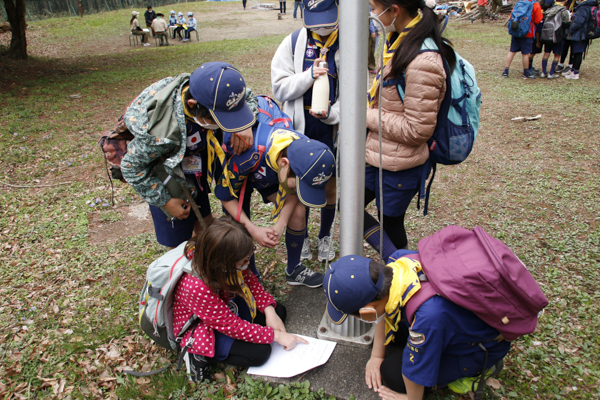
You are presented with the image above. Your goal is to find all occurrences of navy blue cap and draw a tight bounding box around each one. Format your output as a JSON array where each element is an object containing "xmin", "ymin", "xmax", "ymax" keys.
[
  {"xmin": 287, "ymin": 138, "xmax": 334, "ymax": 208},
  {"xmin": 324, "ymin": 256, "xmax": 383, "ymax": 325},
  {"xmin": 303, "ymin": 0, "xmax": 339, "ymax": 28},
  {"xmin": 189, "ymin": 62, "xmax": 256, "ymax": 133}
]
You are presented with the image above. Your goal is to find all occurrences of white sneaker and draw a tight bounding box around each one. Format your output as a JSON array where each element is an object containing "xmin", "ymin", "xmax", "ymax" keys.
[
  {"xmin": 317, "ymin": 236, "xmax": 335, "ymax": 262},
  {"xmin": 565, "ymin": 71, "xmax": 579, "ymax": 80},
  {"xmin": 300, "ymin": 237, "xmax": 312, "ymax": 261},
  {"xmin": 143, "ymin": 43, "xmax": 151, "ymax": 46}
]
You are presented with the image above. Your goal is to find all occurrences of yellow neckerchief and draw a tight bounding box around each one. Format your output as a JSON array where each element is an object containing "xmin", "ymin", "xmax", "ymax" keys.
[
  {"xmin": 233, "ymin": 270, "xmax": 257, "ymax": 321},
  {"xmin": 181, "ymin": 86, "xmax": 225, "ymax": 184},
  {"xmin": 367, "ymin": 12, "xmax": 422, "ymax": 108},
  {"xmin": 310, "ymin": 28, "xmax": 339, "ymax": 57},
  {"xmin": 383, "ymin": 257, "xmax": 422, "ymax": 345},
  {"xmin": 265, "ymin": 129, "xmax": 300, "ymax": 222}
]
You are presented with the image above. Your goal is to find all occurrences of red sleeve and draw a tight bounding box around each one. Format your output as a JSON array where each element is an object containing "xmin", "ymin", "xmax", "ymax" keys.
[
  {"xmin": 533, "ymin": 3, "xmax": 543, "ymax": 24},
  {"xmin": 183, "ymin": 277, "xmax": 275, "ymax": 344},
  {"xmin": 243, "ymin": 269, "xmax": 277, "ymax": 312}
]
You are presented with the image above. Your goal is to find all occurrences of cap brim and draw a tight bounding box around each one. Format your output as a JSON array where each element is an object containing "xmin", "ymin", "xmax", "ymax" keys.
[
  {"xmin": 295, "ymin": 175, "xmax": 327, "ymax": 208},
  {"xmin": 209, "ymin": 103, "xmax": 256, "ymax": 133},
  {"xmin": 326, "ymin": 301, "xmax": 347, "ymax": 325},
  {"xmin": 304, "ymin": 6, "xmax": 339, "ymax": 28}
]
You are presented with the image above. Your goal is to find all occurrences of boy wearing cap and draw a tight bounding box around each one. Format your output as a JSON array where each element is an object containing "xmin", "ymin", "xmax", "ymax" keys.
[
  {"xmin": 323, "ymin": 254, "xmax": 511, "ymax": 399},
  {"xmin": 151, "ymin": 13, "xmax": 169, "ymax": 45},
  {"xmin": 169, "ymin": 10, "xmax": 177, "ymax": 26},
  {"xmin": 183, "ymin": 12, "xmax": 197, "ymax": 42},
  {"xmin": 271, "ymin": 0, "xmax": 340, "ymax": 264},
  {"xmin": 121, "ymin": 62, "xmax": 257, "ymax": 249},
  {"xmin": 174, "ymin": 12, "xmax": 186, "ymax": 41},
  {"xmin": 215, "ymin": 128, "xmax": 334, "ymax": 288}
]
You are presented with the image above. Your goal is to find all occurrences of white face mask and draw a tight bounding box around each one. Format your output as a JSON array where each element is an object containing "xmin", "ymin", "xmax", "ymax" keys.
[
  {"xmin": 194, "ymin": 117, "xmax": 219, "ymax": 130},
  {"xmin": 311, "ymin": 26, "xmax": 336, "ymax": 36},
  {"xmin": 370, "ymin": 8, "xmax": 397, "ymax": 33},
  {"xmin": 237, "ymin": 263, "xmax": 249, "ymax": 271},
  {"xmin": 356, "ymin": 307, "xmax": 386, "ymax": 324}
]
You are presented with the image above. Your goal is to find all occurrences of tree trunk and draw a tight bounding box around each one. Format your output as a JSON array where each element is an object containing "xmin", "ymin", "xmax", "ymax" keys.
[{"xmin": 3, "ymin": 0, "xmax": 27, "ymax": 59}]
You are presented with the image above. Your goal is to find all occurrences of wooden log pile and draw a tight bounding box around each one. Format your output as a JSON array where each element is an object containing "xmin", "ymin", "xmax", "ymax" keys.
[{"xmin": 456, "ymin": 4, "xmax": 514, "ymax": 20}]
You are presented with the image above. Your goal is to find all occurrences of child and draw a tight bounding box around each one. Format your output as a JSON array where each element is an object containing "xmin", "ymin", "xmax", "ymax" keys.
[
  {"xmin": 564, "ymin": 0, "xmax": 594, "ymax": 79},
  {"xmin": 502, "ymin": 0, "xmax": 543, "ymax": 78},
  {"xmin": 174, "ymin": 12, "xmax": 186, "ymax": 41},
  {"xmin": 183, "ymin": 11, "xmax": 197, "ymax": 42},
  {"xmin": 540, "ymin": 0, "xmax": 571, "ymax": 78},
  {"xmin": 323, "ymin": 254, "xmax": 511, "ymax": 399},
  {"xmin": 121, "ymin": 62, "xmax": 256, "ymax": 249},
  {"xmin": 271, "ymin": 0, "xmax": 340, "ymax": 263},
  {"xmin": 173, "ymin": 217, "xmax": 307, "ymax": 382},
  {"xmin": 169, "ymin": 10, "xmax": 177, "ymax": 26},
  {"xmin": 214, "ymin": 126, "xmax": 335, "ymax": 288}
]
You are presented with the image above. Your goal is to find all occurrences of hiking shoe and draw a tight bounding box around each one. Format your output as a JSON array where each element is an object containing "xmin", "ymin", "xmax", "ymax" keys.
[
  {"xmin": 547, "ymin": 73, "xmax": 560, "ymax": 79},
  {"xmin": 286, "ymin": 264, "xmax": 323, "ymax": 288},
  {"xmin": 565, "ymin": 72, "xmax": 579, "ymax": 80},
  {"xmin": 501, "ymin": 71, "xmax": 509, "ymax": 78},
  {"xmin": 188, "ymin": 354, "xmax": 211, "ymax": 383},
  {"xmin": 448, "ymin": 359, "xmax": 504, "ymax": 394},
  {"xmin": 530, "ymin": 68, "xmax": 540, "ymax": 76},
  {"xmin": 554, "ymin": 64, "xmax": 565, "ymax": 73},
  {"xmin": 317, "ymin": 236, "xmax": 336, "ymax": 262},
  {"xmin": 561, "ymin": 67, "xmax": 572, "ymax": 76},
  {"xmin": 540, "ymin": 72, "xmax": 546, "ymax": 78},
  {"xmin": 522, "ymin": 73, "xmax": 536, "ymax": 79},
  {"xmin": 300, "ymin": 237, "xmax": 312, "ymax": 261}
]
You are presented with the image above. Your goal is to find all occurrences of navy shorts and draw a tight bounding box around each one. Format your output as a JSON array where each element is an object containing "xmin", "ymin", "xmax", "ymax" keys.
[
  {"xmin": 531, "ymin": 41, "xmax": 543, "ymax": 55},
  {"xmin": 364, "ymin": 163, "xmax": 429, "ymax": 218},
  {"xmin": 543, "ymin": 42, "xmax": 563, "ymax": 54},
  {"xmin": 149, "ymin": 174, "xmax": 212, "ymax": 248},
  {"xmin": 510, "ymin": 37, "xmax": 534, "ymax": 55}
]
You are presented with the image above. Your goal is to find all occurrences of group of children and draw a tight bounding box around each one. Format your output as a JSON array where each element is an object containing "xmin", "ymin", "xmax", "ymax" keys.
[
  {"xmin": 121, "ymin": 0, "xmax": 518, "ymax": 398},
  {"xmin": 129, "ymin": 5, "xmax": 197, "ymax": 47},
  {"xmin": 167, "ymin": 9, "xmax": 198, "ymax": 42},
  {"xmin": 503, "ymin": 0, "xmax": 595, "ymax": 79}
]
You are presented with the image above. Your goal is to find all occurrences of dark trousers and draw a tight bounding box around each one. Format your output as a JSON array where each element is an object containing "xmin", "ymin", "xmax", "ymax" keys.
[
  {"xmin": 364, "ymin": 188, "xmax": 409, "ymax": 250},
  {"xmin": 280, "ymin": 1, "xmax": 286, "ymax": 13},
  {"xmin": 293, "ymin": 1, "xmax": 303, "ymax": 18}
]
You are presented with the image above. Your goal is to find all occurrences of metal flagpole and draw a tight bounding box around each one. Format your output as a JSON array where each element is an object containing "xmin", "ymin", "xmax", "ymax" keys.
[{"xmin": 317, "ymin": 0, "xmax": 375, "ymax": 346}]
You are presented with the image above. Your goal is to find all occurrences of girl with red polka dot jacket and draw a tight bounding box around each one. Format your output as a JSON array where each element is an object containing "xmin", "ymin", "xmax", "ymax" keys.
[{"xmin": 172, "ymin": 217, "xmax": 307, "ymax": 382}]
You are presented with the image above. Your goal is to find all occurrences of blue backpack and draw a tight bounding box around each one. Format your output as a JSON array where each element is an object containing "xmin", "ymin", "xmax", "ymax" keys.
[
  {"xmin": 508, "ymin": 0, "xmax": 535, "ymax": 37},
  {"xmin": 384, "ymin": 38, "xmax": 481, "ymax": 215}
]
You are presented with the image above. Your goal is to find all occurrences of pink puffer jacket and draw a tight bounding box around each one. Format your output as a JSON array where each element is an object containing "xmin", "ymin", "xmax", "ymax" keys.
[{"xmin": 365, "ymin": 51, "xmax": 446, "ymax": 172}]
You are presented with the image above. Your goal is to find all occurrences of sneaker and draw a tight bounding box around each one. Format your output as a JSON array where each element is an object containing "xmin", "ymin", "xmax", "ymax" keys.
[
  {"xmin": 501, "ymin": 71, "xmax": 509, "ymax": 78},
  {"xmin": 547, "ymin": 73, "xmax": 560, "ymax": 79},
  {"xmin": 522, "ymin": 73, "xmax": 536, "ymax": 79},
  {"xmin": 317, "ymin": 236, "xmax": 336, "ymax": 262},
  {"xmin": 448, "ymin": 359, "xmax": 504, "ymax": 395},
  {"xmin": 286, "ymin": 264, "xmax": 323, "ymax": 288},
  {"xmin": 300, "ymin": 237, "xmax": 312, "ymax": 261},
  {"xmin": 554, "ymin": 64, "xmax": 565, "ymax": 73},
  {"xmin": 565, "ymin": 72, "xmax": 579, "ymax": 80},
  {"xmin": 561, "ymin": 67, "xmax": 572, "ymax": 76},
  {"xmin": 540, "ymin": 72, "xmax": 546, "ymax": 78},
  {"xmin": 530, "ymin": 67, "xmax": 540, "ymax": 76},
  {"xmin": 188, "ymin": 353, "xmax": 211, "ymax": 383},
  {"xmin": 182, "ymin": 38, "xmax": 189, "ymax": 42},
  {"xmin": 143, "ymin": 43, "xmax": 151, "ymax": 47}
]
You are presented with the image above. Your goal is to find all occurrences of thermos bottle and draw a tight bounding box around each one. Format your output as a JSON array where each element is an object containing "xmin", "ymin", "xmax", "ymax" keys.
[{"xmin": 311, "ymin": 61, "xmax": 329, "ymax": 115}]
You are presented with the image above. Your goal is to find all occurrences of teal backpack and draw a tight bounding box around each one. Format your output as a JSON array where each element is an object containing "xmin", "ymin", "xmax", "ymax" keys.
[{"xmin": 382, "ymin": 38, "xmax": 481, "ymax": 215}]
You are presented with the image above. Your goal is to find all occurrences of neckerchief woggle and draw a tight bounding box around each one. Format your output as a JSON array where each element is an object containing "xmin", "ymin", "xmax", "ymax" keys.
[
  {"xmin": 384, "ymin": 257, "xmax": 422, "ymax": 345},
  {"xmin": 310, "ymin": 27, "xmax": 339, "ymax": 57},
  {"xmin": 367, "ymin": 13, "xmax": 422, "ymax": 108}
]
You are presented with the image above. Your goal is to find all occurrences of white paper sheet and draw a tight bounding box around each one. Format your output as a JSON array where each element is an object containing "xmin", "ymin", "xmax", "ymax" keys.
[{"xmin": 247, "ymin": 335, "xmax": 336, "ymax": 378}]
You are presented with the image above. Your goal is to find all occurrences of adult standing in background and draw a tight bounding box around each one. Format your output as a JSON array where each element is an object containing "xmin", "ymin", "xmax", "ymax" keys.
[
  {"xmin": 145, "ymin": 5, "xmax": 156, "ymax": 36},
  {"xmin": 280, "ymin": 0, "xmax": 287, "ymax": 14},
  {"xmin": 293, "ymin": 0, "xmax": 303, "ymax": 20}
]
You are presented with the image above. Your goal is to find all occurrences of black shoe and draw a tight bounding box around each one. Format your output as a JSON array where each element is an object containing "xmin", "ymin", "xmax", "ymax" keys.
[
  {"xmin": 189, "ymin": 354, "xmax": 211, "ymax": 383},
  {"xmin": 522, "ymin": 73, "xmax": 536, "ymax": 79},
  {"xmin": 554, "ymin": 64, "xmax": 565, "ymax": 73},
  {"xmin": 502, "ymin": 71, "xmax": 509, "ymax": 78},
  {"xmin": 530, "ymin": 67, "xmax": 540, "ymax": 76},
  {"xmin": 286, "ymin": 264, "xmax": 324, "ymax": 288}
]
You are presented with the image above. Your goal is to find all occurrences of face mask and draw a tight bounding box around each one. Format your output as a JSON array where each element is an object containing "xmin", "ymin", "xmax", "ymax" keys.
[
  {"xmin": 194, "ymin": 117, "xmax": 219, "ymax": 130},
  {"xmin": 278, "ymin": 164, "xmax": 297, "ymax": 195},
  {"xmin": 370, "ymin": 7, "xmax": 397, "ymax": 33},
  {"xmin": 356, "ymin": 307, "xmax": 386, "ymax": 324},
  {"xmin": 237, "ymin": 263, "xmax": 249, "ymax": 271},
  {"xmin": 311, "ymin": 26, "xmax": 336, "ymax": 36}
]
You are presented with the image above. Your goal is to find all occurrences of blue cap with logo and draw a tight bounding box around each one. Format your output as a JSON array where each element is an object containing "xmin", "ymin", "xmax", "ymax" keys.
[
  {"xmin": 189, "ymin": 62, "xmax": 256, "ymax": 133},
  {"xmin": 287, "ymin": 138, "xmax": 334, "ymax": 208},
  {"xmin": 324, "ymin": 256, "xmax": 384, "ymax": 325},
  {"xmin": 303, "ymin": 0, "xmax": 339, "ymax": 28}
]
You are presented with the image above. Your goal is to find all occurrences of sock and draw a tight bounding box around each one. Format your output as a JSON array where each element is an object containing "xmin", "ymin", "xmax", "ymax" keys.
[
  {"xmin": 573, "ymin": 69, "xmax": 579, "ymax": 75},
  {"xmin": 364, "ymin": 225, "xmax": 397, "ymax": 262},
  {"xmin": 503, "ymin": 67, "xmax": 509, "ymax": 74},
  {"xmin": 304, "ymin": 209, "xmax": 310, "ymax": 239},
  {"xmin": 542, "ymin": 59, "xmax": 548, "ymax": 74},
  {"xmin": 523, "ymin": 69, "xmax": 529, "ymax": 76},
  {"xmin": 529, "ymin": 58, "xmax": 533, "ymax": 69},
  {"xmin": 318, "ymin": 204, "xmax": 336, "ymax": 239},
  {"xmin": 550, "ymin": 61, "xmax": 558, "ymax": 75},
  {"xmin": 285, "ymin": 227, "xmax": 306, "ymax": 274}
]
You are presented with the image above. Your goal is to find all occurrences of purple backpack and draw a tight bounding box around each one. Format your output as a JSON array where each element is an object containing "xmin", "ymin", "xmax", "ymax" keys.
[{"xmin": 402, "ymin": 225, "xmax": 548, "ymax": 341}]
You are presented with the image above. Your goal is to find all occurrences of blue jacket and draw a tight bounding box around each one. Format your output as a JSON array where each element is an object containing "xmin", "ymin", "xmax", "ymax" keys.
[{"xmin": 569, "ymin": 0, "xmax": 596, "ymax": 41}]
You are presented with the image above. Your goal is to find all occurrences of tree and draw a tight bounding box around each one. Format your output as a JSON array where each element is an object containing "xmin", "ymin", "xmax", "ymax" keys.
[{"xmin": 3, "ymin": 0, "xmax": 27, "ymax": 59}]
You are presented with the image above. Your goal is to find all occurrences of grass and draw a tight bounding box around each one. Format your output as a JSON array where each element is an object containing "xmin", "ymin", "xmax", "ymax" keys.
[{"xmin": 1, "ymin": 4, "xmax": 600, "ymax": 400}]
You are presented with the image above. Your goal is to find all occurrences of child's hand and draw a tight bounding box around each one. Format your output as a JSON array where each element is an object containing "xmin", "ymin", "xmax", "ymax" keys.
[
  {"xmin": 365, "ymin": 356, "xmax": 384, "ymax": 391},
  {"xmin": 274, "ymin": 331, "xmax": 309, "ymax": 351},
  {"xmin": 265, "ymin": 306, "xmax": 286, "ymax": 332},
  {"xmin": 250, "ymin": 226, "xmax": 280, "ymax": 248},
  {"xmin": 309, "ymin": 101, "xmax": 331, "ymax": 119},
  {"xmin": 231, "ymin": 127, "xmax": 253, "ymax": 155},
  {"xmin": 311, "ymin": 58, "xmax": 328, "ymax": 78}
]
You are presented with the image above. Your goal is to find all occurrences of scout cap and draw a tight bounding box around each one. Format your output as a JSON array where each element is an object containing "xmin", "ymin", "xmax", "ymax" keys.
[
  {"xmin": 323, "ymin": 256, "xmax": 383, "ymax": 324},
  {"xmin": 303, "ymin": 0, "xmax": 339, "ymax": 28},
  {"xmin": 287, "ymin": 138, "xmax": 334, "ymax": 208},
  {"xmin": 132, "ymin": 10, "xmax": 139, "ymax": 16},
  {"xmin": 189, "ymin": 62, "xmax": 256, "ymax": 133}
]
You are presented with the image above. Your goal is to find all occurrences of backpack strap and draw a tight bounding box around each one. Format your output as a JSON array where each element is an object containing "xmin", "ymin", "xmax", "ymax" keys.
[
  {"xmin": 404, "ymin": 280, "xmax": 438, "ymax": 323},
  {"xmin": 290, "ymin": 28, "xmax": 302, "ymax": 58}
]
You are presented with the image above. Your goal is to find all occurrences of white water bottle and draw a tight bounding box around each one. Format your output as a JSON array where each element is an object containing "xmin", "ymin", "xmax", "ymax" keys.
[{"xmin": 311, "ymin": 61, "xmax": 329, "ymax": 115}]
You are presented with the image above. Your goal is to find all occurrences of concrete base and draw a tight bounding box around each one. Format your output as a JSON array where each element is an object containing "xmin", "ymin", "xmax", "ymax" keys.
[{"xmin": 249, "ymin": 285, "xmax": 381, "ymax": 400}]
